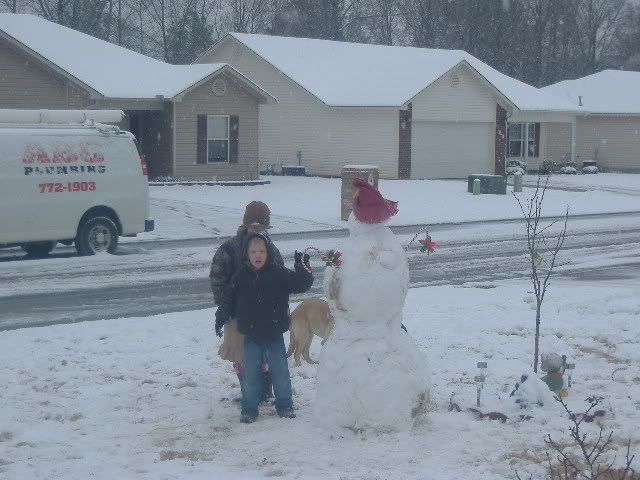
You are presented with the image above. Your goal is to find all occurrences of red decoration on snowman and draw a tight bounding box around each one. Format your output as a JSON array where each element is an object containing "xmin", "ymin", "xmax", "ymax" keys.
[
  {"xmin": 419, "ymin": 234, "xmax": 436, "ymax": 253},
  {"xmin": 351, "ymin": 178, "xmax": 398, "ymax": 224}
]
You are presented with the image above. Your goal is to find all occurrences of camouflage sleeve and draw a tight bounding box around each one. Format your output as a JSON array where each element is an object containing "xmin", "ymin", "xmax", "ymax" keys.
[
  {"xmin": 272, "ymin": 243, "xmax": 285, "ymax": 267},
  {"xmin": 209, "ymin": 243, "xmax": 234, "ymax": 307}
]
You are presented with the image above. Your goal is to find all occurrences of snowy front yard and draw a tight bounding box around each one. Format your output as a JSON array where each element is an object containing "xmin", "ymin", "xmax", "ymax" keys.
[
  {"xmin": 1, "ymin": 277, "xmax": 639, "ymax": 479},
  {"xmin": 143, "ymin": 174, "xmax": 640, "ymax": 241}
]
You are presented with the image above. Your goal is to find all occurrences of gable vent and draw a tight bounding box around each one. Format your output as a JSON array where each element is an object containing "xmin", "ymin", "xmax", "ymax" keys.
[
  {"xmin": 450, "ymin": 73, "xmax": 461, "ymax": 88},
  {"xmin": 232, "ymin": 45, "xmax": 243, "ymax": 58},
  {"xmin": 211, "ymin": 77, "xmax": 227, "ymax": 96}
]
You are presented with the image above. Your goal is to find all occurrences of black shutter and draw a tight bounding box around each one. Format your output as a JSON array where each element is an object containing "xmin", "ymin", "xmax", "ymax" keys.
[
  {"xmin": 229, "ymin": 115, "xmax": 239, "ymax": 164},
  {"xmin": 533, "ymin": 123, "xmax": 540, "ymax": 158},
  {"xmin": 197, "ymin": 114, "xmax": 207, "ymax": 164}
]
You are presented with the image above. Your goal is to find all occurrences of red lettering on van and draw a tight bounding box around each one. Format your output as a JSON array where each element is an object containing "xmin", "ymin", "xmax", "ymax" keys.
[
  {"xmin": 52, "ymin": 147, "xmax": 79, "ymax": 164},
  {"xmin": 22, "ymin": 146, "xmax": 49, "ymax": 164},
  {"xmin": 79, "ymin": 143, "xmax": 105, "ymax": 163}
]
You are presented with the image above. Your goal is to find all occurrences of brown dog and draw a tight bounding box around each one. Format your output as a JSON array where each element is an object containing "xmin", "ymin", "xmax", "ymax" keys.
[{"xmin": 286, "ymin": 298, "xmax": 334, "ymax": 366}]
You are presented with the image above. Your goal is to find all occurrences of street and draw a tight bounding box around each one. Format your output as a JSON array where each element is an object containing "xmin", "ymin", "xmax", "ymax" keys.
[{"xmin": 2, "ymin": 214, "xmax": 640, "ymax": 331}]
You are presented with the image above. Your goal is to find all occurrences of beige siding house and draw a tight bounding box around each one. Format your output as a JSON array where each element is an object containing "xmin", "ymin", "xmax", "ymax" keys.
[
  {"xmin": 198, "ymin": 33, "xmax": 577, "ymax": 179},
  {"xmin": 0, "ymin": 14, "xmax": 274, "ymax": 180},
  {"xmin": 0, "ymin": 27, "xmax": 93, "ymax": 109},
  {"xmin": 543, "ymin": 70, "xmax": 640, "ymax": 173}
]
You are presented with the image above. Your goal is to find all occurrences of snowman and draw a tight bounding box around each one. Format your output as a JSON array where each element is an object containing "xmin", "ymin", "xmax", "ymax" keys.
[{"xmin": 313, "ymin": 179, "xmax": 431, "ymax": 432}]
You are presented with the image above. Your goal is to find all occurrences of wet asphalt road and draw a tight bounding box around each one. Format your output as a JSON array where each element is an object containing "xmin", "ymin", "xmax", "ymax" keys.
[{"xmin": 1, "ymin": 221, "xmax": 639, "ymax": 331}]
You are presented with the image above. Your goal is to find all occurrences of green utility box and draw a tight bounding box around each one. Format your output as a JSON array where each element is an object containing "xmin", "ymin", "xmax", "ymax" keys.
[{"xmin": 467, "ymin": 174, "xmax": 507, "ymax": 195}]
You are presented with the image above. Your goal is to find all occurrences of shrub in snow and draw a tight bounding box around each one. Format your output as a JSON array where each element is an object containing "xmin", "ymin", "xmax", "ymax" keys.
[
  {"xmin": 581, "ymin": 165, "xmax": 599, "ymax": 174},
  {"xmin": 506, "ymin": 159, "xmax": 527, "ymax": 175},
  {"xmin": 559, "ymin": 165, "xmax": 578, "ymax": 175},
  {"xmin": 540, "ymin": 159, "xmax": 557, "ymax": 175}
]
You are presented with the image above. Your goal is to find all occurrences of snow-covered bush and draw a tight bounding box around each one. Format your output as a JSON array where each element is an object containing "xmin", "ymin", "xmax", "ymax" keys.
[
  {"xmin": 581, "ymin": 165, "xmax": 599, "ymax": 174},
  {"xmin": 506, "ymin": 159, "xmax": 527, "ymax": 175},
  {"xmin": 559, "ymin": 165, "xmax": 578, "ymax": 175}
]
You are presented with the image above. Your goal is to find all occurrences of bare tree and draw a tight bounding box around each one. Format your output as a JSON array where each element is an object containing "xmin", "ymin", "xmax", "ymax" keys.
[
  {"xmin": 224, "ymin": 0, "xmax": 270, "ymax": 33},
  {"xmin": 33, "ymin": 0, "xmax": 111, "ymax": 37},
  {"xmin": 1, "ymin": 0, "xmax": 18, "ymax": 12},
  {"xmin": 612, "ymin": 2, "xmax": 640, "ymax": 71},
  {"xmin": 514, "ymin": 176, "xmax": 569, "ymax": 373},
  {"xmin": 575, "ymin": 0, "xmax": 626, "ymax": 74},
  {"xmin": 359, "ymin": 0, "xmax": 400, "ymax": 45}
]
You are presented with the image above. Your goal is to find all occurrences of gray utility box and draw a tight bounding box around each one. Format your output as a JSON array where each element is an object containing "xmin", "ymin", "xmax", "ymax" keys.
[
  {"xmin": 467, "ymin": 174, "xmax": 507, "ymax": 195},
  {"xmin": 341, "ymin": 165, "xmax": 379, "ymax": 220},
  {"xmin": 282, "ymin": 165, "xmax": 306, "ymax": 176}
]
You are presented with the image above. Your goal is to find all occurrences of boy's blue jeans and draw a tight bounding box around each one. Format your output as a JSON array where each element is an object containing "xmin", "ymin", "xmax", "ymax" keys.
[{"xmin": 241, "ymin": 334, "xmax": 293, "ymax": 415}]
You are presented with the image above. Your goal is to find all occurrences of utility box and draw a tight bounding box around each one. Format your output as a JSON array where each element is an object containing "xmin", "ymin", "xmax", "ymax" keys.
[
  {"xmin": 467, "ymin": 174, "xmax": 507, "ymax": 195},
  {"xmin": 341, "ymin": 165, "xmax": 379, "ymax": 220},
  {"xmin": 282, "ymin": 165, "xmax": 306, "ymax": 176}
]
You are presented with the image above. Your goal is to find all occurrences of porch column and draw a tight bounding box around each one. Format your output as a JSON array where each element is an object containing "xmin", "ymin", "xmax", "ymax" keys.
[
  {"xmin": 398, "ymin": 103, "xmax": 412, "ymax": 179},
  {"xmin": 570, "ymin": 121, "xmax": 576, "ymax": 164},
  {"xmin": 494, "ymin": 104, "xmax": 507, "ymax": 175}
]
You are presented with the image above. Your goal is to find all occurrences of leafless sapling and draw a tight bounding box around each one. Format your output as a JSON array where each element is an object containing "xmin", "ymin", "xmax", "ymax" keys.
[{"xmin": 514, "ymin": 175, "xmax": 569, "ymax": 373}]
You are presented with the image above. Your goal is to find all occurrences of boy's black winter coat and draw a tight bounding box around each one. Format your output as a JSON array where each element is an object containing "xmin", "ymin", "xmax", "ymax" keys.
[{"xmin": 232, "ymin": 235, "xmax": 313, "ymax": 341}]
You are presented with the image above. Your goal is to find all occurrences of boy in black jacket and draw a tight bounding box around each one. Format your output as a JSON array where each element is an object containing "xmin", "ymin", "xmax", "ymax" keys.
[{"xmin": 215, "ymin": 232, "xmax": 313, "ymax": 423}]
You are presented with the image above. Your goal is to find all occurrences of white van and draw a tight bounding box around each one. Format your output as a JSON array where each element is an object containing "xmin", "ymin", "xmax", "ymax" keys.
[{"xmin": 0, "ymin": 109, "xmax": 154, "ymax": 257}]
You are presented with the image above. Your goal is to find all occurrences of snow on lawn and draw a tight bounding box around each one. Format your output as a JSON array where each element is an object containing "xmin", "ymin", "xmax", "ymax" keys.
[
  {"xmin": 1, "ymin": 278, "xmax": 639, "ymax": 479},
  {"xmin": 143, "ymin": 174, "xmax": 640, "ymax": 241}
]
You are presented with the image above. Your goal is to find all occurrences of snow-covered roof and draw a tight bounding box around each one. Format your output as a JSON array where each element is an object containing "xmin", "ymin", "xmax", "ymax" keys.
[
  {"xmin": 542, "ymin": 70, "xmax": 640, "ymax": 115},
  {"xmin": 0, "ymin": 14, "xmax": 271, "ymax": 101},
  {"xmin": 219, "ymin": 32, "xmax": 576, "ymax": 111}
]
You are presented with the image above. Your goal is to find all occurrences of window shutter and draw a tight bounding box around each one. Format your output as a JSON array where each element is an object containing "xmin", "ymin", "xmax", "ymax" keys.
[
  {"xmin": 229, "ymin": 115, "xmax": 239, "ymax": 164},
  {"xmin": 534, "ymin": 123, "xmax": 540, "ymax": 157},
  {"xmin": 197, "ymin": 115, "xmax": 207, "ymax": 164}
]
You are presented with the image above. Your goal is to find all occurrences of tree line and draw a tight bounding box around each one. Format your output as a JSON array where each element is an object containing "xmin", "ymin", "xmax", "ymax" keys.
[{"xmin": 2, "ymin": 0, "xmax": 639, "ymax": 87}]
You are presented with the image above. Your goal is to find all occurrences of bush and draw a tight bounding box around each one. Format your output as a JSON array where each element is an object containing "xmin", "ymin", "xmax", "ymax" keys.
[
  {"xmin": 506, "ymin": 159, "xmax": 527, "ymax": 175},
  {"xmin": 540, "ymin": 159, "xmax": 557, "ymax": 175}
]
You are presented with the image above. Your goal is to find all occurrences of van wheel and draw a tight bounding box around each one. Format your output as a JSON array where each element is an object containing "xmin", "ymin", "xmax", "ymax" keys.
[
  {"xmin": 21, "ymin": 241, "xmax": 57, "ymax": 258},
  {"xmin": 75, "ymin": 216, "xmax": 119, "ymax": 256}
]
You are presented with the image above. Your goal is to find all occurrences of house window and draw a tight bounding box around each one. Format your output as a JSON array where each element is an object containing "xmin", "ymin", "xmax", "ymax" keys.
[
  {"xmin": 507, "ymin": 122, "xmax": 539, "ymax": 158},
  {"xmin": 508, "ymin": 123, "xmax": 524, "ymax": 157},
  {"xmin": 207, "ymin": 115, "xmax": 229, "ymax": 163}
]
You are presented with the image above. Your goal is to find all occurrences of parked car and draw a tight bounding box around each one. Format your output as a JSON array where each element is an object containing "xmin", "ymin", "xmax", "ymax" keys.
[{"xmin": 0, "ymin": 109, "xmax": 154, "ymax": 257}]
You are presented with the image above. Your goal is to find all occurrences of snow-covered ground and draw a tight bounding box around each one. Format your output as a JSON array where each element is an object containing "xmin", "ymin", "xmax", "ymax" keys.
[
  {"xmin": 1, "ymin": 276, "xmax": 639, "ymax": 479},
  {"xmin": 1, "ymin": 173, "xmax": 640, "ymax": 479},
  {"xmin": 143, "ymin": 174, "xmax": 640, "ymax": 241}
]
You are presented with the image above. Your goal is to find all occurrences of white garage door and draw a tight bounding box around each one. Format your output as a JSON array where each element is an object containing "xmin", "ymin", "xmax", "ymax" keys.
[{"xmin": 411, "ymin": 122, "xmax": 494, "ymax": 179}]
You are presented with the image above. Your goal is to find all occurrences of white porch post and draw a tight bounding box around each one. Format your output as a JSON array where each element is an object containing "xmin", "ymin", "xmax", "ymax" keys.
[
  {"xmin": 524, "ymin": 123, "xmax": 529, "ymax": 163},
  {"xmin": 570, "ymin": 121, "xmax": 576, "ymax": 164}
]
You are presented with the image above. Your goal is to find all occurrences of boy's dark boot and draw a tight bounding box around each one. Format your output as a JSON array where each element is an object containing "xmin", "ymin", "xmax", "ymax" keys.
[{"xmin": 261, "ymin": 371, "xmax": 273, "ymax": 403}]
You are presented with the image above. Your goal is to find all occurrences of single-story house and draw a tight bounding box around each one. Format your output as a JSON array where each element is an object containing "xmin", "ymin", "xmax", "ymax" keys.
[
  {"xmin": 542, "ymin": 70, "xmax": 640, "ymax": 173},
  {"xmin": 197, "ymin": 33, "xmax": 579, "ymax": 179},
  {"xmin": 0, "ymin": 13, "xmax": 275, "ymax": 180}
]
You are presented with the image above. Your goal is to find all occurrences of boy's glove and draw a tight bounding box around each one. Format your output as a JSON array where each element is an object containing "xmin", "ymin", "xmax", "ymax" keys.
[{"xmin": 215, "ymin": 308, "xmax": 230, "ymax": 337}]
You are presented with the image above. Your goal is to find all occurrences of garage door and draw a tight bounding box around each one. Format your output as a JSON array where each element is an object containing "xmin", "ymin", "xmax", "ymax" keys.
[{"xmin": 411, "ymin": 122, "xmax": 494, "ymax": 179}]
